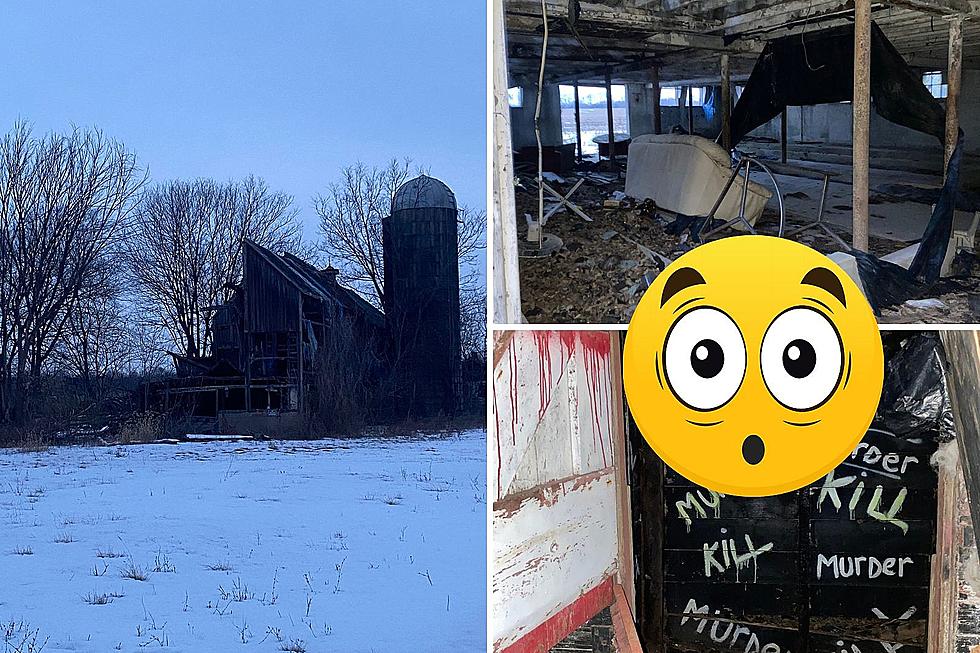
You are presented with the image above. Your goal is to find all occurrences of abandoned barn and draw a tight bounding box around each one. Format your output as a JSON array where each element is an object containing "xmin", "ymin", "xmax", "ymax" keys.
[
  {"xmin": 492, "ymin": 0, "xmax": 980, "ymax": 325},
  {"xmin": 144, "ymin": 174, "xmax": 463, "ymax": 433}
]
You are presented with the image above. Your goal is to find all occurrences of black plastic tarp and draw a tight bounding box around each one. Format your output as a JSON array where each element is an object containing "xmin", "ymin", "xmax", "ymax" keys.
[
  {"xmin": 879, "ymin": 331, "xmax": 954, "ymax": 441},
  {"xmin": 730, "ymin": 23, "xmax": 965, "ymax": 302}
]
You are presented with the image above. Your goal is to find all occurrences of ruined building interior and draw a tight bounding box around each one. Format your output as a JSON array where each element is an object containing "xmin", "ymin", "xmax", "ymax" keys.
[
  {"xmin": 492, "ymin": 0, "xmax": 980, "ymax": 325},
  {"xmin": 144, "ymin": 175, "xmax": 462, "ymax": 433}
]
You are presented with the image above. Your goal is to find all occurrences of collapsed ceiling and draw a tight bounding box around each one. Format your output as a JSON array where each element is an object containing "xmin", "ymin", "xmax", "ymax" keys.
[{"xmin": 505, "ymin": 0, "xmax": 980, "ymax": 86}]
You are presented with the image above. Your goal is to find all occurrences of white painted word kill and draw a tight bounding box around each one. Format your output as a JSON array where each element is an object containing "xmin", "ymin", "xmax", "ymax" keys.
[
  {"xmin": 817, "ymin": 470, "xmax": 909, "ymax": 534},
  {"xmin": 703, "ymin": 534, "xmax": 774, "ymax": 583}
]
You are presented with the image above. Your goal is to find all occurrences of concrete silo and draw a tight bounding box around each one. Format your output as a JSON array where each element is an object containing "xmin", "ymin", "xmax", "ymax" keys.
[{"xmin": 383, "ymin": 175, "xmax": 461, "ymax": 417}]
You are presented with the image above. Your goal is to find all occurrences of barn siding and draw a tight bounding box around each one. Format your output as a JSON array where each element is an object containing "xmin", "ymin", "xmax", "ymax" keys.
[{"xmin": 244, "ymin": 244, "xmax": 301, "ymax": 334}]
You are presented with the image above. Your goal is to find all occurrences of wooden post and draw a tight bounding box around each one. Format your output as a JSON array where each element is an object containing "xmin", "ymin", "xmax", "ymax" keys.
[
  {"xmin": 609, "ymin": 332, "xmax": 634, "ymax": 614},
  {"xmin": 491, "ymin": 0, "xmax": 522, "ymax": 323},
  {"xmin": 720, "ymin": 54, "xmax": 731, "ymax": 151},
  {"xmin": 780, "ymin": 108, "xmax": 788, "ymax": 163},
  {"xmin": 852, "ymin": 0, "xmax": 871, "ymax": 252},
  {"xmin": 927, "ymin": 441, "xmax": 962, "ymax": 653},
  {"xmin": 651, "ymin": 66, "xmax": 662, "ymax": 135},
  {"xmin": 686, "ymin": 85, "xmax": 694, "ymax": 135},
  {"xmin": 605, "ymin": 69, "xmax": 616, "ymax": 169},
  {"xmin": 574, "ymin": 81, "xmax": 584, "ymax": 162},
  {"xmin": 939, "ymin": 330, "xmax": 980, "ymax": 559},
  {"xmin": 297, "ymin": 301, "xmax": 304, "ymax": 414},
  {"xmin": 945, "ymin": 16, "xmax": 963, "ymax": 178},
  {"xmin": 243, "ymin": 259, "xmax": 251, "ymax": 412}
]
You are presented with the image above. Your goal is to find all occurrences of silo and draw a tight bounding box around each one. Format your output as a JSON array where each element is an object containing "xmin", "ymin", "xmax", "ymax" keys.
[{"xmin": 383, "ymin": 175, "xmax": 461, "ymax": 417}]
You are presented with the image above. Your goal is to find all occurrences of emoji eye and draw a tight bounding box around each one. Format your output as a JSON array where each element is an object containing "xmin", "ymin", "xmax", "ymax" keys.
[
  {"xmin": 761, "ymin": 307, "xmax": 843, "ymax": 411},
  {"xmin": 663, "ymin": 307, "xmax": 746, "ymax": 411}
]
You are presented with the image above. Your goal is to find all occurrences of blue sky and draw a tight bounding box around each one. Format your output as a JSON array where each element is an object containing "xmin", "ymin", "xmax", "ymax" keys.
[{"xmin": 0, "ymin": 1, "xmax": 487, "ymax": 239}]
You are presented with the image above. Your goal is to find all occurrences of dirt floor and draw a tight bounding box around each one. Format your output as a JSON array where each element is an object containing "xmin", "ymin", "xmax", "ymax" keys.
[{"xmin": 515, "ymin": 167, "xmax": 980, "ymax": 325}]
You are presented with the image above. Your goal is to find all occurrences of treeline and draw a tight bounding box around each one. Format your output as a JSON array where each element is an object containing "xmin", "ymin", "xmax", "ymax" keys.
[{"xmin": 0, "ymin": 123, "xmax": 486, "ymax": 440}]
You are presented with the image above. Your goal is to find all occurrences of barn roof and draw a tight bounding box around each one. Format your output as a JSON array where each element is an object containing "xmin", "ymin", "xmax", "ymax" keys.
[{"xmin": 244, "ymin": 241, "xmax": 384, "ymax": 328}]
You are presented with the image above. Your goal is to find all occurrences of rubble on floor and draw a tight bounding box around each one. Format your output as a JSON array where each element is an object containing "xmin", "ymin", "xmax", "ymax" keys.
[{"xmin": 516, "ymin": 172, "xmax": 933, "ymax": 324}]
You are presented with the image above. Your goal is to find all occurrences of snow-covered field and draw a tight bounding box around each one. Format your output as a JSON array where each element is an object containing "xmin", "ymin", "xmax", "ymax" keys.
[{"xmin": 0, "ymin": 430, "xmax": 486, "ymax": 653}]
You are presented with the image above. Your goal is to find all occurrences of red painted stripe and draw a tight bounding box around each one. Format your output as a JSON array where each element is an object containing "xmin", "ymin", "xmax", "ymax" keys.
[{"xmin": 500, "ymin": 576, "xmax": 615, "ymax": 653}]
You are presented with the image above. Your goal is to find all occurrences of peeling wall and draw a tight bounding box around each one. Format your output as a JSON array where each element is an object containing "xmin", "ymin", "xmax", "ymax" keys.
[{"xmin": 491, "ymin": 331, "xmax": 622, "ymax": 651}]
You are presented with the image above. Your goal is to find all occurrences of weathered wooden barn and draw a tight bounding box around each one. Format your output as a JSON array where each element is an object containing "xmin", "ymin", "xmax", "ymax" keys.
[
  {"xmin": 143, "ymin": 175, "xmax": 464, "ymax": 433},
  {"xmin": 144, "ymin": 240, "xmax": 387, "ymax": 432}
]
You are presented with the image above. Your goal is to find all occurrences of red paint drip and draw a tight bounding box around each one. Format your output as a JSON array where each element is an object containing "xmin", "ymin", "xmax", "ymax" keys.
[
  {"xmin": 533, "ymin": 331, "xmax": 553, "ymax": 423},
  {"xmin": 581, "ymin": 333, "xmax": 609, "ymax": 468},
  {"xmin": 509, "ymin": 343, "xmax": 519, "ymax": 445},
  {"xmin": 493, "ymin": 384, "xmax": 502, "ymax": 501}
]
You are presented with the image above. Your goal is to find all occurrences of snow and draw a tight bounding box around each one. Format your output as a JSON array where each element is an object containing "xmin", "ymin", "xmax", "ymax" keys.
[{"xmin": 0, "ymin": 430, "xmax": 486, "ymax": 652}]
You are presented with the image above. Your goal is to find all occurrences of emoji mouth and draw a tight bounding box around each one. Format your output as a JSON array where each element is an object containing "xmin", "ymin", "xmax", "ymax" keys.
[{"xmin": 742, "ymin": 434, "xmax": 765, "ymax": 465}]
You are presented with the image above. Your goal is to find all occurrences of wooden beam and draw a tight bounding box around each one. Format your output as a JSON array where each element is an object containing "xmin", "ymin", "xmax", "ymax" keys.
[
  {"xmin": 945, "ymin": 16, "xmax": 963, "ymax": 177},
  {"xmin": 886, "ymin": 0, "xmax": 973, "ymax": 15},
  {"xmin": 926, "ymin": 441, "xmax": 962, "ymax": 653},
  {"xmin": 780, "ymin": 107, "xmax": 788, "ymax": 163},
  {"xmin": 608, "ymin": 333, "xmax": 634, "ymax": 613},
  {"xmin": 546, "ymin": 55, "xmax": 661, "ymax": 85},
  {"xmin": 610, "ymin": 585, "xmax": 644, "ymax": 653},
  {"xmin": 720, "ymin": 53, "xmax": 731, "ymax": 150},
  {"xmin": 492, "ymin": 0, "xmax": 523, "ymax": 323},
  {"xmin": 605, "ymin": 68, "xmax": 617, "ymax": 168},
  {"xmin": 574, "ymin": 80, "xmax": 584, "ymax": 161},
  {"xmin": 722, "ymin": 0, "xmax": 855, "ymax": 37},
  {"xmin": 938, "ymin": 330, "xmax": 980, "ymax": 569},
  {"xmin": 687, "ymin": 84, "xmax": 694, "ymax": 134},
  {"xmin": 505, "ymin": 0, "xmax": 717, "ymax": 31},
  {"xmin": 852, "ymin": 0, "xmax": 872, "ymax": 252},
  {"xmin": 643, "ymin": 31, "xmax": 764, "ymax": 53},
  {"xmin": 651, "ymin": 66, "xmax": 663, "ymax": 134}
]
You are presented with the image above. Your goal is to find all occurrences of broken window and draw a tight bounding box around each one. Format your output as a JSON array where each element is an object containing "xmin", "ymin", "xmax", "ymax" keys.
[
  {"xmin": 559, "ymin": 84, "xmax": 629, "ymax": 156},
  {"xmin": 688, "ymin": 87, "xmax": 706, "ymax": 107},
  {"xmin": 508, "ymin": 86, "xmax": 523, "ymax": 108},
  {"xmin": 660, "ymin": 86, "xmax": 682, "ymax": 106},
  {"xmin": 922, "ymin": 70, "xmax": 948, "ymax": 99}
]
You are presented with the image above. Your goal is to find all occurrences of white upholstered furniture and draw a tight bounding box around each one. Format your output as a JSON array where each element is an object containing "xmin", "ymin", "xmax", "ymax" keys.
[{"xmin": 625, "ymin": 134, "xmax": 773, "ymax": 226}]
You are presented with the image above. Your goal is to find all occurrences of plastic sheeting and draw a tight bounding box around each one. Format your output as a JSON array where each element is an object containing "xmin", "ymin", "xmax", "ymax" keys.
[
  {"xmin": 731, "ymin": 22, "xmax": 965, "ymax": 304},
  {"xmin": 879, "ymin": 332, "xmax": 955, "ymax": 443}
]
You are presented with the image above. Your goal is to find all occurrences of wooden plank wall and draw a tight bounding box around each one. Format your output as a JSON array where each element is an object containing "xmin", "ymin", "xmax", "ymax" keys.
[
  {"xmin": 638, "ymin": 424, "xmax": 939, "ymax": 653},
  {"xmin": 492, "ymin": 331, "xmax": 623, "ymax": 652}
]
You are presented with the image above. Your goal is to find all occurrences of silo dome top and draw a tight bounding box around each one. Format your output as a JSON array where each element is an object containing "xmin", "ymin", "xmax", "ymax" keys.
[{"xmin": 392, "ymin": 175, "xmax": 457, "ymax": 212}]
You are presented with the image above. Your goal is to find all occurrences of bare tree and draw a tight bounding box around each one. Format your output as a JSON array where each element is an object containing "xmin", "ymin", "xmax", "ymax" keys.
[
  {"xmin": 53, "ymin": 264, "xmax": 134, "ymax": 405},
  {"xmin": 126, "ymin": 176, "xmax": 301, "ymax": 359},
  {"xmin": 459, "ymin": 281, "xmax": 487, "ymax": 358},
  {"xmin": 0, "ymin": 122, "xmax": 145, "ymax": 426},
  {"xmin": 315, "ymin": 159, "xmax": 486, "ymax": 306},
  {"xmin": 314, "ymin": 159, "xmax": 411, "ymax": 305}
]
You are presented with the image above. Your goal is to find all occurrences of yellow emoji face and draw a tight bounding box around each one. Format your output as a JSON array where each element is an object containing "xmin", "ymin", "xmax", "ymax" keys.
[{"xmin": 624, "ymin": 235, "xmax": 883, "ymax": 497}]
